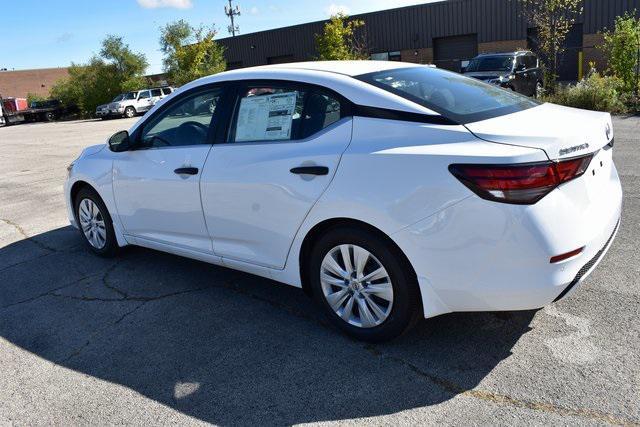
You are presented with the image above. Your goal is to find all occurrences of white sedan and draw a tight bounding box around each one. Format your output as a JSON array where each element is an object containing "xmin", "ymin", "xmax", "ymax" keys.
[{"xmin": 64, "ymin": 61, "xmax": 622, "ymax": 342}]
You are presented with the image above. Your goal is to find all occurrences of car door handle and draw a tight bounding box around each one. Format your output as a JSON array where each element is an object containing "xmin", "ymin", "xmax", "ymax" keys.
[
  {"xmin": 174, "ymin": 167, "xmax": 199, "ymax": 175},
  {"xmin": 290, "ymin": 166, "xmax": 329, "ymax": 176}
]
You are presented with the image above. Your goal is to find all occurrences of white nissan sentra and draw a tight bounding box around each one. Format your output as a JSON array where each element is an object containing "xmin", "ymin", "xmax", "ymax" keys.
[{"xmin": 65, "ymin": 61, "xmax": 622, "ymax": 342}]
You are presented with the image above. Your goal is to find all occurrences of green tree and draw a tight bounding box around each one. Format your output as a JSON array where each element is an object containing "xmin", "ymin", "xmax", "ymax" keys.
[
  {"xmin": 315, "ymin": 13, "xmax": 367, "ymax": 60},
  {"xmin": 159, "ymin": 20, "xmax": 226, "ymax": 87},
  {"xmin": 518, "ymin": 0, "xmax": 583, "ymax": 91},
  {"xmin": 601, "ymin": 11, "xmax": 640, "ymax": 95},
  {"xmin": 50, "ymin": 36, "xmax": 148, "ymax": 116},
  {"xmin": 26, "ymin": 93, "xmax": 48, "ymax": 106}
]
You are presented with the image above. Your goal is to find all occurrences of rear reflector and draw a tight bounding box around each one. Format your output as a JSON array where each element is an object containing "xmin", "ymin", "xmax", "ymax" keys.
[
  {"xmin": 449, "ymin": 153, "xmax": 593, "ymax": 204},
  {"xmin": 550, "ymin": 247, "xmax": 585, "ymax": 263}
]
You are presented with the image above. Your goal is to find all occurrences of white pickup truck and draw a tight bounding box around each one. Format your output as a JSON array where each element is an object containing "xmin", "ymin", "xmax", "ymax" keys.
[{"xmin": 95, "ymin": 87, "xmax": 173, "ymax": 119}]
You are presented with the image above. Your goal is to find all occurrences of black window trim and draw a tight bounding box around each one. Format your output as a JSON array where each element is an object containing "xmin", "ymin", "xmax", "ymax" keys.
[{"xmin": 130, "ymin": 82, "xmax": 234, "ymax": 150}]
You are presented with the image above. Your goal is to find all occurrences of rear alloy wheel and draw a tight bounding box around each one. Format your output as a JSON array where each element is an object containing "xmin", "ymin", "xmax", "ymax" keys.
[
  {"xmin": 309, "ymin": 227, "xmax": 420, "ymax": 342},
  {"xmin": 320, "ymin": 245, "xmax": 393, "ymax": 328},
  {"xmin": 124, "ymin": 106, "xmax": 136, "ymax": 118},
  {"xmin": 74, "ymin": 187, "xmax": 118, "ymax": 257}
]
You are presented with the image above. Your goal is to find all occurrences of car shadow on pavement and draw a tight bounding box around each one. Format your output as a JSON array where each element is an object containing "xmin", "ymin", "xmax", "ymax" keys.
[{"xmin": 0, "ymin": 226, "xmax": 536, "ymax": 425}]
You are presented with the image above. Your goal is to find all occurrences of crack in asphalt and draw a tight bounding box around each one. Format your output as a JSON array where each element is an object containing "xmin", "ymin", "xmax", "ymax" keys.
[
  {"xmin": 362, "ymin": 345, "xmax": 639, "ymax": 426},
  {"xmin": 4, "ymin": 253, "xmax": 638, "ymax": 424},
  {"xmin": 0, "ymin": 218, "xmax": 58, "ymax": 252},
  {"xmin": 0, "ymin": 272, "xmax": 102, "ymax": 311}
]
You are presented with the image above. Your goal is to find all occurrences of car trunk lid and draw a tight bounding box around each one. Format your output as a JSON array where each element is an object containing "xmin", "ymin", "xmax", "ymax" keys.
[{"xmin": 464, "ymin": 103, "xmax": 613, "ymax": 161}]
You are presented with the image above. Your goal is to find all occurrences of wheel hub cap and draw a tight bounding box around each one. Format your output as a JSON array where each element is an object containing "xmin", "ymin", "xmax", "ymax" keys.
[
  {"xmin": 78, "ymin": 198, "xmax": 107, "ymax": 249},
  {"xmin": 320, "ymin": 244, "xmax": 394, "ymax": 328}
]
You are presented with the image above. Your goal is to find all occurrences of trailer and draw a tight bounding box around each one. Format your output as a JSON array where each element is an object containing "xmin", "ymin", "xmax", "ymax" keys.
[{"xmin": 0, "ymin": 99, "xmax": 73, "ymax": 127}]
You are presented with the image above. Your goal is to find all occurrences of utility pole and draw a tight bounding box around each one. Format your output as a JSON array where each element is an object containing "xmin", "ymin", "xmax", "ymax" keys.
[{"xmin": 225, "ymin": 0, "xmax": 240, "ymax": 37}]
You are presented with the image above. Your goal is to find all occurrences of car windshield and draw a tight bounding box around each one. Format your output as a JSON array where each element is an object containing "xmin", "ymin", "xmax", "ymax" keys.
[
  {"xmin": 112, "ymin": 94, "xmax": 125, "ymax": 102},
  {"xmin": 356, "ymin": 66, "xmax": 540, "ymax": 124},
  {"xmin": 466, "ymin": 56, "xmax": 514, "ymax": 72}
]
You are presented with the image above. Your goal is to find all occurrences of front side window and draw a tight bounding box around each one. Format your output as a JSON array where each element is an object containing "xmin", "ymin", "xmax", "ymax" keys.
[
  {"xmin": 138, "ymin": 88, "xmax": 223, "ymax": 148},
  {"xmin": 229, "ymin": 84, "xmax": 342, "ymax": 143},
  {"xmin": 124, "ymin": 92, "xmax": 137, "ymax": 100},
  {"xmin": 138, "ymin": 91, "xmax": 150, "ymax": 100},
  {"xmin": 357, "ymin": 66, "xmax": 540, "ymax": 124}
]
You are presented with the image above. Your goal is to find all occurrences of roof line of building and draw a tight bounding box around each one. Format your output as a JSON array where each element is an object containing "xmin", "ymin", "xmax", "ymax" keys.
[{"xmin": 215, "ymin": 0, "xmax": 457, "ymax": 42}]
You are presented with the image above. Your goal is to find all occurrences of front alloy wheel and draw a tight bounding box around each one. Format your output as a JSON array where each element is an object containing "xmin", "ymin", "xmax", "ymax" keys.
[
  {"xmin": 320, "ymin": 244, "xmax": 394, "ymax": 328},
  {"xmin": 74, "ymin": 187, "xmax": 118, "ymax": 257},
  {"xmin": 78, "ymin": 198, "xmax": 107, "ymax": 249}
]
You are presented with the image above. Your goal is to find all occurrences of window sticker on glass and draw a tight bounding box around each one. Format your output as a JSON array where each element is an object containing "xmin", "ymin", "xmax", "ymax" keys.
[{"xmin": 236, "ymin": 92, "xmax": 297, "ymax": 142}]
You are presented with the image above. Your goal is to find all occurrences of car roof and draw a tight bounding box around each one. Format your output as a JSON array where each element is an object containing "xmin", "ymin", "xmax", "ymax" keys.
[
  {"xmin": 228, "ymin": 60, "xmax": 424, "ymax": 77},
  {"xmin": 131, "ymin": 61, "xmax": 446, "ymax": 134}
]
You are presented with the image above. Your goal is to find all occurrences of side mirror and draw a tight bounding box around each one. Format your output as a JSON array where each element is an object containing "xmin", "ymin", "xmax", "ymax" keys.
[{"xmin": 108, "ymin": 130, "xmax": 131, "ymax": 152}]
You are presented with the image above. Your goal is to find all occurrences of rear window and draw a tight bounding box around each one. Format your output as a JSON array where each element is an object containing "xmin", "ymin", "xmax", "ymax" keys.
[{"xmin": 356, "ymin": 66, "xmax": 540, "ymax": 124}]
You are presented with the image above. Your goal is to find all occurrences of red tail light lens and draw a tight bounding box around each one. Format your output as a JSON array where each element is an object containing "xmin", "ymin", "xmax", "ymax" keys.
[{"xmin": 449, "ymin": 153, "xmax": 593, "ymax": 204}]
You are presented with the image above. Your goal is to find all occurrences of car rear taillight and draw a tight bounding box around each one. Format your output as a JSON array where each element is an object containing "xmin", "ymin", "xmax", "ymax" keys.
[{"xmin": 449, "ymin": 153, "xmax": 593, "ymax": 204}]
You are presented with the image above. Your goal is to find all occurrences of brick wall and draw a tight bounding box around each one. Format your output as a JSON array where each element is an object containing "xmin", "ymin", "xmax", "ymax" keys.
[
  {"xmin": 582, "ymin": 33, "xmax": 607, "ymax": 74},
  {"xmin": 0, "ymin": 67, "xmax": 69, "ymax": 99},
  {"xmin": 478, "ymin": 39, "xmax": 528, "ymax": 54},
  {"xmin": 400, "ymin": 48, "xmax": 434, "ymax": 64}
]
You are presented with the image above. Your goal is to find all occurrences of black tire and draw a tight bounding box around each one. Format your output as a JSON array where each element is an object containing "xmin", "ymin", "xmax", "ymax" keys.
[
  {"xmin": 74, "ymin": 187, "xmax": 118, "ymax": 257},
  {"xmin": 44, "ymin": 111, "xmax": 55, "ymax": 122},
  {"xmin": 124, "ymin": 106, "xmax": 136, "ymax": 118},
  {"xmin": 308, "ymin": 226, "xmax": 421, "ymax": 342}
]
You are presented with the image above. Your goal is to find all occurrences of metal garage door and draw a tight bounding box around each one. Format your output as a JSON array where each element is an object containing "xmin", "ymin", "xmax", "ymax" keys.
[{"xmin": 433, "ymin": 34, "xmax": 478, "ymax": 72}]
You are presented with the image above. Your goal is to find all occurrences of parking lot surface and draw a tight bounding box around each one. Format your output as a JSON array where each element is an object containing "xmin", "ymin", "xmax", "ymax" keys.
[{"xmin": 0, "ymin": 117, "xmax": 639, "ymax": 425}]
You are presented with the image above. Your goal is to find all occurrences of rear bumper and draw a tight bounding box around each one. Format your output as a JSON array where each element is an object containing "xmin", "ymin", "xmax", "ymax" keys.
[
  {"xmin": 393, "ymin": 155, "xmax": 623, "ymax": 318},
  {"xmin": 553, "ymin": 218, "xmax": 619, "ymax": 302}
]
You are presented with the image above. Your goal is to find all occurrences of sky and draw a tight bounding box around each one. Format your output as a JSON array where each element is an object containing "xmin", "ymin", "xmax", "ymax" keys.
[{"xmin": 1, "ymin": 0, "xmax": 437, "ymax": 74}]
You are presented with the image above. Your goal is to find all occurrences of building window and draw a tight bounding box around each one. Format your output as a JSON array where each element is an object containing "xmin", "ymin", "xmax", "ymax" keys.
[{"xmin": 370, "ymin": 51, "xmax": 401, "ymax": 61}]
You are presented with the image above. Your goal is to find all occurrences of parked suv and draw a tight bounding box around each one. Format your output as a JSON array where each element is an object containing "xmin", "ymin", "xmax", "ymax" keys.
[
  {"xmin": 96, "ymin": 87, "xmax": 174, "ymax": 119},
  {"xmin": 464, "ymin": 51, "xmax": 542, "ymax": 97}
]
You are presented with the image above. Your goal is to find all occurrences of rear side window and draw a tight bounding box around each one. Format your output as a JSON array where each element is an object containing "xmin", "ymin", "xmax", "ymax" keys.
[
  {"xmin": 161, "ymin": 87, "xmax": 173, "ymax": 95},
  {"xmin": 228, "ymin": 84, "xmax": 342, "ymax": 143},
  {"xmin": 356, "ymin": 66, "xmax": 540, "ymax": 124},
  {"xmin": 151, "ymin": 89, "xmax": 162, "ymax": 97}
]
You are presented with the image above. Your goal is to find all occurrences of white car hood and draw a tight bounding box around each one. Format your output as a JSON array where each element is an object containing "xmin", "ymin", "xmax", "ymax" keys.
[{"xmin": 465, "ymin": 103, "xmax": 613, "ymax": 160}]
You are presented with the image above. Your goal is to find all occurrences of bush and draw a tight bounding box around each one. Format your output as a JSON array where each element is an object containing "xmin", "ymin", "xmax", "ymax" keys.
[
  {"xmin": 601, "ymin": 11, "xmax": 640, "ymax": 95},
  {"xmin": 542, "ymin": 70, "xmax": 629, "ymax": 114},
  {"xmin": 26, "ymin": 93, "xmax": 48, "ymax": 106}
]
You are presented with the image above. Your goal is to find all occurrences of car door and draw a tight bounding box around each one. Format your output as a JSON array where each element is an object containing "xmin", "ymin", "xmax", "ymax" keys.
[
  {"xmin": 136, "ymin": 90, "xmax": 153, "ymax": 112},
  {"xmin": 150, "ymin": 88, "xmax": 163, "ymax": 106},
  {"xmin": 200, "ymin": 81, "xmax": 353, "ymax": 269},
  {"xmin": 112, "ymin": 85, "xmax": 227, "ymax": 253}
]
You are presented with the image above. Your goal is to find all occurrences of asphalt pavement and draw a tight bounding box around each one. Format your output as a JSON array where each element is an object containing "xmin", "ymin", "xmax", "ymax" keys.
[{"xmin": 0, "ymin": 116, "xmax": 638, "ymax": 425}]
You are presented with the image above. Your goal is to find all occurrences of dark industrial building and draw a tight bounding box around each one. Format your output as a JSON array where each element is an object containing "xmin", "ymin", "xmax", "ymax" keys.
[{"xmin": 218, "ymin": 0, "xmax": 640, "ymax": 81}]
